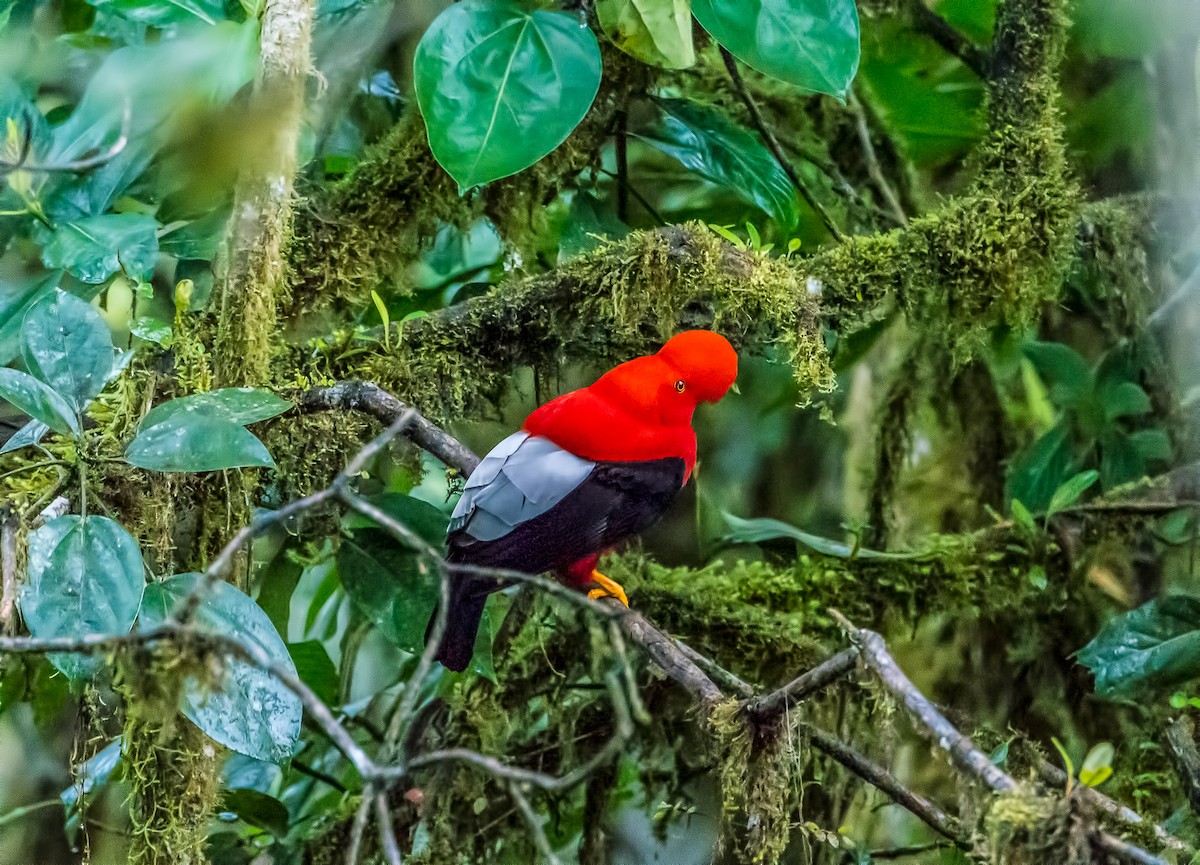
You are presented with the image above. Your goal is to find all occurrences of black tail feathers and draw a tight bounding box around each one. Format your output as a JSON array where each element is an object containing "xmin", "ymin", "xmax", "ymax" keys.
[{"xmin": 427, "ymin": 576, "xmax": 489, "ymax": 672}]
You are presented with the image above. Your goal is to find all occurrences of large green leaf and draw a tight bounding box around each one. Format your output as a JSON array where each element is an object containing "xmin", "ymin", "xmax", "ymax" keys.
[
  {"xmin": 40, "ymin": 213, "xmax": 159, "ymax": 284},
  {"xmin": 140, "ymin": 574, "xmax": 302, "ymax": 763},
  {"xmin": 596, "ymin": 0, "xmax": 694, "ymax": 69},
  {"xmin": 21, "ymin": 516, "xmax": 145, "ymax": 680},
  {"xmin": 21, "ymin": 289, "xmax": 116, "ymax": 415},
  {"xmin": 0, "ymin": 272, "xmax": 61, "ymax": 367},
  {"xmin": 1022, "ymin": 341, "xmax": 1093, "ymax": 407},
  {"xmin": 0, "ymin": 368, "xmax": 80, "ymax": 436},
  {"xmin": 335, "ymin": 494, "xmax": 497, "ymax": 670},
  {"xmin": 413, "ymin": 0, "xmax": 602, "ymax": 188},
  {"xmin": 1077, "ymin": 596, "xmax": 1200, "ymax": 698},
  {"xmin": 722, "ymin": 512, "xmax": 925, "ymax": 559},
  {"xmin": 140, "ymin": 388, "xmax": 291, "ymax": 429},
  {"xmin": 1006, "ymin": 422, "xmax": 1076, "ymax": 512},
  {"xmin": 691, "ymin": 0, "xmax": 859, "ymax": 98},
  {"xmin": 631, "ymin": 98, "xmax": 800, "ymax": 230},
  {"xmin": 126, "ymin": 413, "xmax": 276, "ymax": 472}
]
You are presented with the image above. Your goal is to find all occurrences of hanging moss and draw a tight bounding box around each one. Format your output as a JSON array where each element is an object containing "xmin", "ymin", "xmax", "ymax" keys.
[{"xmin": 118, "ymin": 644, "xmax": 222, "ymax": 865}]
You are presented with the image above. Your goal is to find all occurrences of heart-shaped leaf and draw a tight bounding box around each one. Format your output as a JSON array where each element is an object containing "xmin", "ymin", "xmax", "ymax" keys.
[
  {"xmin": 21, "ymin": 515, "xmax": 145, "ymax": 680},
  {"xmin": 0, "ymin": 368, "xmax": 80, "ymax": 436},
  {"xmin": 125, "ymin": 413, "xmax": 276, "ymax": 472},
  {"xmin": 414, "ymin": 0, "xmax": 602, "ymax": 188},
  {"xmin": 691, "ymin": 0, "xmax": 860, "ymax": 98},
  {"xmin": 139, "ymin": 574, "xmax": 302, "ymax": 763},
  {"xmin": 0, "ymin": 272, "xmax": 61, "ymax": 366},
  {"xmin": 41, "ymin": 213, "xmax": 159, "ymax": 284},
  {"xmin": 21, "ymin": 289, "xmax": 116, "ymax": 415}
]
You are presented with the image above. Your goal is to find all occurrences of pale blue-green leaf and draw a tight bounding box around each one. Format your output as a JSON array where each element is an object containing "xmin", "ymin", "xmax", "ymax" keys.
[
  {"xmin": 140, "ymin": 388, "xmax": 291, "ymax": 429},
  {"xmin": 414, "ymin": 0, "xmax": 602, "ymax": 188},
  {"xmin": 126, "ymin": 413, "xmax": 275, "ymax": 472},
  {"xmin": 0, "ymin": 272, "xmax": 61, "ymax": 366},
  {"xmin": 21, "ymin": 290, "xmax": 116, "ymax": 415},
  {"xmin": 130, "ymin": 316, "xmax": 173, "ymax": 346},
  {"xmin": 40, "ymin": 213, "xmax": 159, "ymax": 284},
  {"xmin": 0, "ymin": 368, "xmax": 80, "ymax": 436},
  {"xmin": 691, "ymin": 0, "xmax": 860, "ymax": 97},
  {"xmin": 139, "ymin": 574, "xmax": 301, "ymax": 763},
  {"xmin": 0, "ymin": 419, "xmax": 50, "ymax": 455},
  {"xmin": 21, "ymin": 515, "xmax": 144, "ymax": 680}
]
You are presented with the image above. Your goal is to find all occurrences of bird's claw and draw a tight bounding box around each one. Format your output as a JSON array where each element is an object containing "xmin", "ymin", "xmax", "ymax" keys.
[{"xmin": 587, "ymin": 571, "xmax": 629, "ymax": 607}]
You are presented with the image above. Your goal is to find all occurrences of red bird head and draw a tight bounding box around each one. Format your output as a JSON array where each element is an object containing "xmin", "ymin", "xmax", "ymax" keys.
[{"xmin": 590, "ymin": 330, "xmax": 738, "ymax": 426}]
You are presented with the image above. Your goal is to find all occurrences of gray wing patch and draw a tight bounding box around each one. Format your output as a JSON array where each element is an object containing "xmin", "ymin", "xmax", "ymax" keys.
[{"xmin": 448, "ymin": 432, "xmax": 595, "ymax": 542}]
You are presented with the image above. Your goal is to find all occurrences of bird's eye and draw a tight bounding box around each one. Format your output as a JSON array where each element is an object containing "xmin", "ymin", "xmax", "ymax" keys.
[{"xmin": 674, "ymin": 379, "xmax": 686, "ymax": 393}]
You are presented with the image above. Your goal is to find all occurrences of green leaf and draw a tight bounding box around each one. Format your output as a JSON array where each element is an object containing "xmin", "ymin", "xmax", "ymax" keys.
[
  {"xmin": 631, "ymin": 98, "xmax": 800, "ymax": 230},
  {"xmin": 1131, "ymin": 428, "xmax": 1171, "ymax": 462},
  {"xmin": 0, "ymin": 419, "xmax": 50, "ymax": 455},
  {"xmin": 596, "ymin": 0, "xmax": 694, "ymax": 69},
  {"xmin": 1010, "ymin": 498, "xmax": 1037, "ymax": 535},
  {"xmin": 286, "ymin": 640, "xmax": 338, "ymax": 707},
  {"xmin": 1077, "ymin": 595, "xmax": 1200, "ymax": 698},
  {"xmin": 84, "ymin": 0, "xmax": 225, "ymax": 27},
  {"xmin": 691, "ymin": 0, "xmax": 860, "ymax": 98},
  {"xmin": 1045, "ymin": 470, "xmax": 1099, "ymax": 519},
  {"xmin": 139, "ymin": 574, "xmax": 302, "ymax": 763},
  {"xmin": 41, "ymin": 213, "xmax": 159, "ymax": 284},
  {"xmin": 1079, "ymin": 742, "xmax": 1114, "ymax": 788},
  {"xmin": 722, "ymin": 513, "xmax": 925, "ymax": 560},
  {"xmin": 1022, "ymin": 341, "xmax": 1093, "ymax": 406},
  {"xmin": 21, "ymin": 289, "xmax": 117, "ymax": 415},
  {"xmin": 130, "ymin": 316, "xmax": 173, "ymax": 346},
  {"xmin": 60, "ymin": 739, "xmax": 122, "ymax": 846},
  {"xmin": 126, "ymin": 413, "xmax": 276, "ymax": 472},
  {"xmin": 21, "ymin": 515, "xmax": 145, "ymax": 680},
  {"xmin": 0, "ymin": 272, "xmax": 61, "ymax": 366},
  {"xmin": 157, "ymin": 208, "xmax": 230, "ymax": 260},
  {"xmin": 1027, "ymin": 565, "xmax": 1048, "ymax": 591},
  {"xmin": 1099, "ymin": 429, "xmax": 1146, "ymax": 489},
  {"xmin": 0, "ymin": 368, "xmax": 80, "ymax": 436},
  {"xmin": 141, "ymin": 388, "xmax": 291, "ymax": 429},
  {"xmin": 337, "ymin": 494, "xmax": 468, "ymax": 663},
  {"xmin": 219, "ymin": 788, "xmax": 291, "ymax": 838},
  {"xmin": 1102, "ymin": 381, "xmax": 1152, "ymax": 421},
  {"xmin": 1006, "ymin": 422, "xmax": 1076, "ymax": 513},
  {"xmin": 413, "ymin": 0, "xmax": 602, "ymax": 189}
]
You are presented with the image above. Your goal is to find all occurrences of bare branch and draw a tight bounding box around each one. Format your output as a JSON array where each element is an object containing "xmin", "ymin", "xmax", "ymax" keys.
[
  {"xmin": 745, "ymin": 647, "xmax": 859, "ymax": 720},
  {"xmin": 374, "ymin": 792, "xmax": 403, "ymax": 865},
  {"xmin": 802, "ymin": 724, "xmax": 966, "ymax": 845},
  {"xmin": 906, "ymin": 0, "xmax": 991, "ymax": 78}
]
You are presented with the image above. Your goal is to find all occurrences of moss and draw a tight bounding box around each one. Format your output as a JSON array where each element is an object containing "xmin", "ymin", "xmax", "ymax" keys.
[
  {"xmin": 985, "ymin": 786, "xmax": 1090, "ymax": 865},
  {"xmin": 119, "ymin": 644, "xmax": 222, "ymax": 865},
  {"xmin": 345, "ymin": 224, "xmax": 833, "ymax": 423}
]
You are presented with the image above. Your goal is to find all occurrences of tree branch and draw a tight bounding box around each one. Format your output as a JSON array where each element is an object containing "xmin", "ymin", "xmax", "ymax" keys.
[
  {"xmin": 905, "ymin": 0, "xmax": 991, "ymax": 78},
  {"xmin": 745, "ymin": 647, "xmax": 859, "ymax": 720}
]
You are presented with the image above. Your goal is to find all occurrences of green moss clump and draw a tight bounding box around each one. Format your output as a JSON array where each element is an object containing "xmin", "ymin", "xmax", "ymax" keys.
[
  {"xmin": 351, "ymin": 223, "xmax": 833, "ymax": 424},
  {"xmin": 985, "ymin": 787, "xmax": 1090, "ymax": 865},
  {"xmin": 119, "ymin": 645, "xmax": 222, "ymax": 865}
]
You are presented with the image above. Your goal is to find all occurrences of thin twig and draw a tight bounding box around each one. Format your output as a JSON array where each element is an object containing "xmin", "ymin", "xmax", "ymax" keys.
[
  {"xmin": 846, "ymin": 90, "xmax": 908, "ymax": 226},
  {"xmin": 344, "ymin": 790, "xmax": 374, "ymax": 865},
  {"xmin": 746, "ymin": 647, "xmax": 859, "ymax": 719},
  {"xmin": 509, "ymin": 782, "xmax": 563, "ymax": 865},
  {"xmin": 906, "ymin": 0, "xmax": 991, "ymax": 78},
  {"xmin": 374, "ymin": 792, "xmax": 403, "ymax": 865},
  {"xmin": 802, "ymin": 724, "xmax": 966, "ymax": 845},
  {"xmin": 719, "ymin": 47, "xmax": 845, "ymax": 242}
]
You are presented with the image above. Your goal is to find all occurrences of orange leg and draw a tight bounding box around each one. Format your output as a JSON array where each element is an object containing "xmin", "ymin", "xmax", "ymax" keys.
[{"xmin": 586, "ymin": 570, "xmax": 629, "ymax": 607}]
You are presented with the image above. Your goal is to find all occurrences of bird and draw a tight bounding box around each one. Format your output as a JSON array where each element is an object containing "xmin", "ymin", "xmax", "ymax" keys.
[{"xmin": 428, "ymin": 329, "xmax": 739, "ymax": 671}]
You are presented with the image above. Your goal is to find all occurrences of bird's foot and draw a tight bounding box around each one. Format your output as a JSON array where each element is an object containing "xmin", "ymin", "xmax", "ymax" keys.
[{"xmin": 586, "ymin": 570, "xmax": 629, "ymax": 607}]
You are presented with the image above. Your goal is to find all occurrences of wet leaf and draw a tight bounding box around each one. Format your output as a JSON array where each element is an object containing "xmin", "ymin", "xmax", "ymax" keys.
[
  {"xmin": 125, "ymin": 413, "xmax": 276, "ymax": 472},
  {"xmin": 0, "ymin": 368, "xmax": 80, "ymax": 436},
  {"xmin": 21, "ymin": 515, "xmax": 145, "ymax": 680},
  {"xmin": 1078, "ymin": 595, "xmax": 1200, "ymax": 698},
  {"xmin": 40, "ymin": 213, "xmax": 159, "ymax": 284},
  {"xmin": 21, "ymin": 289, "xmax": 117, "ymax": 415},
  {"xmin": 140, "ymin": 574, "xmax": 302, "ymax": 763}
]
